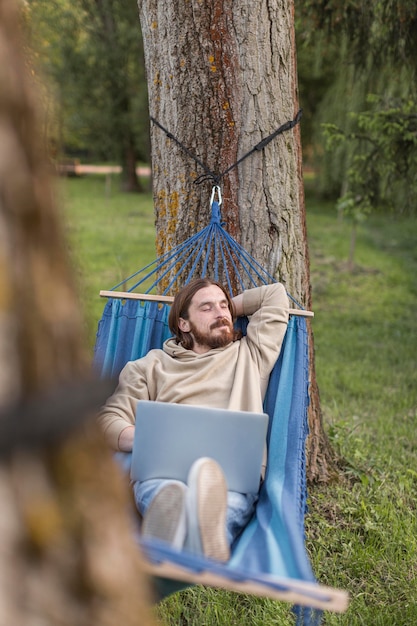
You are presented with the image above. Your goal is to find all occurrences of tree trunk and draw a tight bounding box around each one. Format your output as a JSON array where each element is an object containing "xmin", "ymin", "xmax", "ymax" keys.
[
  {"xmin": 138, "ymin": 0, "xmax": 337, "ymax": 482},
  {"xmin": 120, "ymin": 132, "xmax": 144, "ymax": 193},
  {"xmin": 0, "ymin": 2, "xmax": 155, "ymax": 623}
]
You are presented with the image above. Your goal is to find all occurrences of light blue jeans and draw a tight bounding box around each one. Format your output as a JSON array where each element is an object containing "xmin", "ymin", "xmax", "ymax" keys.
[{"xmin": 133, "ymin": 478, "xmax": 258, "ymax": 548}]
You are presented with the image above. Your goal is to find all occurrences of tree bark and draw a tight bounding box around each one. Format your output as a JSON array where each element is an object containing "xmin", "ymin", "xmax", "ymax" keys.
[
  {"xmin": 138, "ymin": 0, "xmax": 336, "ymax": 481},
  {"xmin": 0, "ymin": 2, "xmax": 155, "ymax": 623}
]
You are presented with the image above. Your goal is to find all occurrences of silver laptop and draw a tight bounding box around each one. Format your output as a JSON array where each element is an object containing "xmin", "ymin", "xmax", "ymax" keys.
[{"xmin": 130, "ymin": 400, "xmax": 268, "ymax": 494}]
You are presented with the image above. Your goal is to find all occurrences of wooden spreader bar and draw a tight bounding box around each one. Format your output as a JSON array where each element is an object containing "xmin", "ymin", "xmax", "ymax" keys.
[{"xmin": 99, "ymin": 290, "xmax": 314, "ymax": 318}]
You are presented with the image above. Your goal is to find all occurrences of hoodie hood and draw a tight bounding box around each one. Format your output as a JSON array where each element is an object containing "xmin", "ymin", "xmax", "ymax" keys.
[{"xmin": 163, "ymin": 337, "xmax": 233, "ymax": 360}]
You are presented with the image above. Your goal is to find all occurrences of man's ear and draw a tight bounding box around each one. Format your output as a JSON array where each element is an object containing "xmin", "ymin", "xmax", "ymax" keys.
[{"xmin": 178, "ymin": 317, "xmax": 190, "ymax": 332}]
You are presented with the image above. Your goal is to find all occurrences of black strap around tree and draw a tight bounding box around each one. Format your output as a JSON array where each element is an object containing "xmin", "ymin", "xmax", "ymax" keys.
[{"xmin": 150, "ymin": 109, "xmax": 303, "ymax": 186}]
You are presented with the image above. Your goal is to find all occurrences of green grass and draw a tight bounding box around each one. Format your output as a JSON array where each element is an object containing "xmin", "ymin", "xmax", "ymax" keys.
[
  {"xmin": 305, "ymin": 203, "xmax": 417, "ymax": 625},
  {"xmin": 63, "ymin": 175, "xmax": 417, "ymax": 625},
  {"xmin": 58, "ymin": 174, "xmax": 156, "ymax": 347}
]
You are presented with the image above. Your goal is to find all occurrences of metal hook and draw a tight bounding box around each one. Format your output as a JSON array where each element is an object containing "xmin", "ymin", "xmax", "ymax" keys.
[{"xmin": 210, "ymin": 185, "xmax": 222, "ymax": 206}]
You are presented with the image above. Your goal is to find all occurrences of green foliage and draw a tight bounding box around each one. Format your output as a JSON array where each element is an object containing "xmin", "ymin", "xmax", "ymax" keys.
[
  {"xmin": 295, "ymin": 0, "xmax": 417, "ymax": 215},
  {"xmin": 26, "ymin": 0, "xmax": 149, "ymax": 167},
  {"xmin": 323, "ymin": 96, "xmax": 417, "ymax": 217},
  {"xmin": 297, "ymin": 0, "xmax": 417, "ymax": 74},
  {"xmin": 294, "ymin": 24, "xmax": 340, "ymax": 159}
]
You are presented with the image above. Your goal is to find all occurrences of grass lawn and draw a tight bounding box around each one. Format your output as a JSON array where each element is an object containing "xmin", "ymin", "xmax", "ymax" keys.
[
  {"xmin": 305, "ymin": 203, "xmax": 417, "ymax": 625},
  {"xmin": 58, "ymin": 174, "xmax": 157, "ymax": 348},
  {"xmin": 62, "ymin": 174, "xmax": 417, "ymax": 625}
]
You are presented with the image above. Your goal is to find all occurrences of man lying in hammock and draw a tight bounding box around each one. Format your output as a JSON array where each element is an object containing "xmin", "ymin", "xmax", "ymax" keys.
[{"xmin": 98, "ymin": 278, "xmax": 289, "ymax": 562}]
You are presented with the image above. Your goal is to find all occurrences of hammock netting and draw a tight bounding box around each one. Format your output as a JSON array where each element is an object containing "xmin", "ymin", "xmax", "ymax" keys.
[
  {"xmin": 109, "ymin": 195, "xmax": 277, "ymax": 298},
  {"xmin": 93, "ymin": 195, "xmax": 348, "ymax": 624}
]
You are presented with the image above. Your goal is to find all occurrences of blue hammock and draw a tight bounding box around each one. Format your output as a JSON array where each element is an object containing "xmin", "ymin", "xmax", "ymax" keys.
[{"xmin": 94, "ymin": 196, "xmax": 348, "ymax": 623}]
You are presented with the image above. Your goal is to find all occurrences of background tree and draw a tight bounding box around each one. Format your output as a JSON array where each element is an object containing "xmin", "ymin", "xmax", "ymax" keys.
[
  {"xmin": 0, "ymin": 1, "xmax": 156, "ymax": 622},
  {"xmin": 297, "ymin": 0, "xmax": 417, "ymax": 70},
  {"xmin": 137, "ymin": 0, "xmax": 335, "ymax": 481},
  {"xmin": 295, "ymin": 0, "xmax": 417, "ymax": 208},
  {"xmin": 322, "ymin": 96, "xmax": 417, "ymax": 268},
  {"xmin": 27, "ymin": 0, "xmax": 149, "ymax": 191}
]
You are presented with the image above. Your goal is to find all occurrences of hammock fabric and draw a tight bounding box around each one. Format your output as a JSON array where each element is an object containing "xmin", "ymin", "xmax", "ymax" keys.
[{"xmin": 93, "ymin": 196, "xmax": 348, "ymax": 623}]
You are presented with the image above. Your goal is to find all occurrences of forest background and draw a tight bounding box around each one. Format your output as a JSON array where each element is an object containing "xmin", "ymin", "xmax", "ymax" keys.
[
  {"xmin": 26, "ymin": 0, "xmax": 417, "ymax": 227},
  {"xmin": 25, "ymin": 0, "xmax": 417, "ymax": 222}
]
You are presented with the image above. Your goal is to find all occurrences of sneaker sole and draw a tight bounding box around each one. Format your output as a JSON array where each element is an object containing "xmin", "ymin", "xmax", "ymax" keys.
[
  {"xmin": 141, "ymin": 483, "xmax": 187, "ymax": 549},
  {"xmin": 188, "ymin": 458, "xmax": 230, "ymax": 562}
]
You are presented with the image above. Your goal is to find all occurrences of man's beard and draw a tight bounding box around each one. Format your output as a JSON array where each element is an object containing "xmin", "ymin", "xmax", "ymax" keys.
[{"xmin": 189, "ymin": 318, "xmax": 234, "ymax": 350}]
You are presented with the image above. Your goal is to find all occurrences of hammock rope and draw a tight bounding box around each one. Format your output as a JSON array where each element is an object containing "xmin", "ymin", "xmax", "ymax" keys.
[
  {"xmin": 109, "ymin": 195, "xmax": 278, "ymax": 298},
  {"xmin": 151, "ymin": 109, "xmax": 303, "ymax": 186}
]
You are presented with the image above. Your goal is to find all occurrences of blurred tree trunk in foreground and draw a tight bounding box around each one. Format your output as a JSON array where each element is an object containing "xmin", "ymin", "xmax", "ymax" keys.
[
  {"xmin": 0, "ymin": 2, "xmax": 155, "ymax": 624},
  {"xmin": 138, "ymin": 0, "xmax": 337, "ymax": 482}
]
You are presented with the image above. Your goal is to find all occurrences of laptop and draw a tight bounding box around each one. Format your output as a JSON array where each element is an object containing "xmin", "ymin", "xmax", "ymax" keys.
[{"xmin": 130, "ymin": 400, "xmax": 269, "ymax": 494}]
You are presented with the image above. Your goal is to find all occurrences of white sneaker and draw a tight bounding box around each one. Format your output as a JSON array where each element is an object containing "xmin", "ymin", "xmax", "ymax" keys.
[
  {"xmin": 186, "ymin": 458, "xmax": 230, "ymax": 562},
  {"xmin": 141, "ymin": 483, "xmax": 187, "ymax": 549}
]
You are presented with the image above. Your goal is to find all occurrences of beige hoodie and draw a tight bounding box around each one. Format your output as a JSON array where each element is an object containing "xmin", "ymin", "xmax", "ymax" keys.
[{"xmin": 98, "ymin": 283, "xmax": 289, "ymax": 451}]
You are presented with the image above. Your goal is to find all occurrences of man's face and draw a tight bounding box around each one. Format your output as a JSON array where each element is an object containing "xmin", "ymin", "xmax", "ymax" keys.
[{"xmin": 178, "ymin": 285, "xmax": 234, "ymax": 353}]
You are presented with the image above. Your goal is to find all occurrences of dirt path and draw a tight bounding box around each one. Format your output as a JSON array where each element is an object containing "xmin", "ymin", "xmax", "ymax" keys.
[{"xmin": 58, "ymin": 163, "xmax": 151, "ymax": 176}]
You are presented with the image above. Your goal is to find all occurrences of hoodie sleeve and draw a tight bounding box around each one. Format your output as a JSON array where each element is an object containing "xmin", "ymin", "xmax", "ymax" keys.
[
  {"xmin": 242, "ymin": 283, "xmax": 289, "ymax": 379},
  {"xmin": 97, "ymin": 359, "xmax": 150, "ymax": 450}
]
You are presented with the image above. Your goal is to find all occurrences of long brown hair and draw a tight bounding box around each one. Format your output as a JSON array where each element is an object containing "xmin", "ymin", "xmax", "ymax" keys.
[{"xmin": 168, "ymin": 278, "xmax": 239, "ymax": 349}]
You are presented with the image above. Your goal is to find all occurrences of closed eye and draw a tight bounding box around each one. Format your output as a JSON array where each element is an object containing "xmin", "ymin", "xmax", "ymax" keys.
[{"xmin": 198, "ymin": 299, "xmax": 229, "ymax": 312}]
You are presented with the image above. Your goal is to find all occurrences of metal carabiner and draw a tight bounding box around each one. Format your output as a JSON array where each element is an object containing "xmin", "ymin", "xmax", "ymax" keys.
[{"xmin": 210, "ymin": 185, "xmax": 222, "ymax": 206}]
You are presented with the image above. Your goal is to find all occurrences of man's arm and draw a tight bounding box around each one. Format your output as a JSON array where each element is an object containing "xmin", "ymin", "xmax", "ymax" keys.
[
  {"xmin": 235, "ymin": 283, "xmax": 289, "ymax": 377},
  {"xmin": 97, "ymin": 359, "xmax": 150, "ymax": 451},
  {"xmin": 232, "ymin": 283, "xmax": 288, "ymax": 320},
  {"xmin": 231, "ymin": 292, "xmax": 244, "ymax": 318}
]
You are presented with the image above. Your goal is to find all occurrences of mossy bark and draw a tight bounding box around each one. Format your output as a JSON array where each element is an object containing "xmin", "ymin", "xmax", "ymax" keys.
[{"xmin": 138, "ymin": 0, "xmax": 336, "ymax": 482}]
